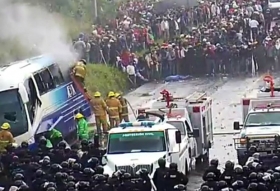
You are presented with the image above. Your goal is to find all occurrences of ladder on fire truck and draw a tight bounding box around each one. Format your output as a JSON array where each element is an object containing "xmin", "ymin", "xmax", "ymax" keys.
[{"xmin": 186, "ymin": 92, "xmax": 207, "ymax": 103}]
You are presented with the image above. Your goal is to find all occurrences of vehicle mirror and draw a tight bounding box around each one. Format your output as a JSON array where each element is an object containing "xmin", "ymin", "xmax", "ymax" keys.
[
  {"xmin": 192, "ymin": 129, "xmax": 200, "ymax": 137},
  {"xmin": 233, "ymin": 121, "xmax": 240, "ymax": 130},
  {"xmin": 175, "ymin": 130, "xmax": 182, "ymax": 144},
  {"xmin": 18, "ymin": 83, "xmax": 29, "ymax": 103},
  {"xmin": 101, "ymin": 156, "xmax": 108, "ymax": 166}
]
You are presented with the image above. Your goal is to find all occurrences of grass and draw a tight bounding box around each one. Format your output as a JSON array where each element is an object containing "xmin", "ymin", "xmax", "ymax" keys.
[{"xmin": 85, "ymin": 64, "xmax": 129, "ymax": 98}]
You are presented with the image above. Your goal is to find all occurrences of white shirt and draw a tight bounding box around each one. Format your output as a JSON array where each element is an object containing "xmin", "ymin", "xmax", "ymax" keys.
[
  {"xmin": 249, "ymin": 19, "xmax": 259, "ymax": 28},
  {"xmin": 126, "ymin": 65, "xmax": 135, "ymax": 75}
]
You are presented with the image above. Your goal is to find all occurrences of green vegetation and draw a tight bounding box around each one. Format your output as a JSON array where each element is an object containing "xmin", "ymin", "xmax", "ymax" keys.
[{"xmin": 85, "ymin": 64, "xmax": 129, "ymax": 97}]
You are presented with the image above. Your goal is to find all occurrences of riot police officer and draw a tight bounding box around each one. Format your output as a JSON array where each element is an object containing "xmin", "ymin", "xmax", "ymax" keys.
[
  {"xmin": 153, "ymin": 158, "xmax": 169, "ymax": 191},
  {"xmin": 202, "ymin": 159, "xmax": 221, "ymax": 181},
  {"xmin": 164, "ymin": 163, "xmax": 188, "ymax": 191}
]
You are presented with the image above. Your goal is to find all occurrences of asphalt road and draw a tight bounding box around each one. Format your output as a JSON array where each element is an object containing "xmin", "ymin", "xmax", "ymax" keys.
[{"xmin": 121, "ymin": 74, "xmax": 267, "ymax": 190}]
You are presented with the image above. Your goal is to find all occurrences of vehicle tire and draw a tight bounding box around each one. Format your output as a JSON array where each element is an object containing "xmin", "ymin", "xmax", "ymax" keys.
[{"xmin": 185, "ymin": 159, "xmax": 189, "ymax": 175}]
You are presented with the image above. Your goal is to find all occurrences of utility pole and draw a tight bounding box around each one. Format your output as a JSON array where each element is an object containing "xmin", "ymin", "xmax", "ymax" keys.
[{"xmin": 92, "ymin": 0, "xmax": 98, "ymax": 19}]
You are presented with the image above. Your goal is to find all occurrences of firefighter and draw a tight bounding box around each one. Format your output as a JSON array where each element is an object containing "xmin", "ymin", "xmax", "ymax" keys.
[
  {"xmin": 72, "ymin": 59, "xmax": 87, "ymax": 87},
  {"xmin": 115, "ymin": 93, "xmax": 129, "ymax": 122},
  {"xmin": 75, "ymin": 113, "xmax": 89, "ymax": 141},
  {"xmin": 46, "ymin": 128, "xmax": 63, "ymax": 148},
  {"xmin": 0, "ymin": 123, "xmax": 15, "ymax": 152},
  {"xmin": 91, "ymin": 91, "xmax": 109, "ymax": 134},
  {"xmin": 106, "ymin": 91, "xmax": 122, "ymax": 128}
]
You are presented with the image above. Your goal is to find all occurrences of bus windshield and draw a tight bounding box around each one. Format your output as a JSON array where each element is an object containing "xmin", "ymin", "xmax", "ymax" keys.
[
  {"xmin": 245, "ymin": 112, "xmax": 280, "ymax": 127},
  {"xmin": 0, "ymin": 89, "xmax": 28, "ymax": 137},
  {"xmin": 108, "ymin": 131, "xmax": 166, "ymax": 154}
]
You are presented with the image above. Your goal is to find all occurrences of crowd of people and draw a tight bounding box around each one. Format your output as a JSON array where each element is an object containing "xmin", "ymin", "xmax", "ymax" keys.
[
  {"xmin": 0, "ymin": 138, "xmax": 189, "ymax": 191},
  {"xmin": 73, "ymin": 0, "xmax": 280, "ymax": 86},
  {"xmin": 201, "ymin": 154, "xmax": 280, "ymax": 191}
]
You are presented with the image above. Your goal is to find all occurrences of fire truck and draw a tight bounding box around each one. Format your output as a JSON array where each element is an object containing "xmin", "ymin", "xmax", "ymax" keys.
[
  {"xmin": 137, "ymin": 90, "xmax": 214, "ymax": 165},
  {"xmin": 234, "ymin": 75, "xmax": 280, "ymax": 165}
]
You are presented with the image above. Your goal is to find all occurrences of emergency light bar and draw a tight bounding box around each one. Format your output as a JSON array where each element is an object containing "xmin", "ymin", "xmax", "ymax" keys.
[
  {"xmin": 254, "ymin": 104, "xmax": 280, "ymax": 110},
  {"xmin": 119, "ymin": 122, "xmax": 156, "ymax": 129}
]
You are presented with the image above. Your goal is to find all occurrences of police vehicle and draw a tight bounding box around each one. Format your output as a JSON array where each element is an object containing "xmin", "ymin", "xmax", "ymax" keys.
[
  {"xmin": 233, "ymin": 75, "xmax": 280, "ymax": 165},
  {"xmin": 102, "ymin": 120, "xmax": 189, "ymax": 177},
  {"xmin": 0, "ymin": 55, "xmax": 92, "ymax": 146},
  {"xmin": 137, "ymin": 91, "xmax": 214, "ymax": 165}
]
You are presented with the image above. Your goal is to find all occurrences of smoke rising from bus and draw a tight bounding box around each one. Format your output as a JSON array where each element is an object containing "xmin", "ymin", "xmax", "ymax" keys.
[{"xmin": 0, "ymin": 0, "xmax": 75, "ymax": 65}]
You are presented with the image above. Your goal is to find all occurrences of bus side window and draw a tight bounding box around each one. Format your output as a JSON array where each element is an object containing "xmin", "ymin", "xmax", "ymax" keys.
[
  {"xmin": 35, "ymin": 69, "xmax": 55, "ymax": 94},
  {"xmin": 24, "ymin": 78, "xmax": 36, "ymax": 124},
  {"xmin": 34, "ymin": 73, "xmax": 46, "ymax": 94},
  {"xmin": 48, "ymin": 64, "xmax": 65, "ymax": 86}
]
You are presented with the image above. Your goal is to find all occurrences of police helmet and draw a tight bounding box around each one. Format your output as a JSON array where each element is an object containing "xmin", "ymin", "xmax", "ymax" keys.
[
  {"xmin": 42, "ymin": 159, "xmax": 51, "ymax": 167},
  {"xmin": 78, "ymin": 181, "xmax": 89, "ymax": 188},
  {"xmin": 88, "ymin": 157, "xmax": 99, "ymax": 166},
  {"xmin": 66, "ymin": 181, "xmax": 76, "ymax": 189},
  {"xmin": 210, "ymin": 159, "xmax": 219, "ymax": 167},
  {"xmin": 95, "ymin": 165, "xmax": 104, "ymax": 174},
  {"xmin": 225, "ymin": 160, "xmax": 234, "ymax": 170},
  {"xmin": 169, "ymin": 163, "xmax": 178, "ymax": 170},
  {"xmin": 50, "ymin": 164, "xmax": 61, "ymax": 172},
  {"xmin": 67, "ymin": 176, "xmax": 76, "ymax": 182},
  {"xmin": 139, "ymin": 168, "xmax": 149, "ymax": 175},
  {"xmin": 83, "ymin": 168, "xmax": 94, "ymax": 175},
  {"xmin": 21, "ymin": 141, "xmax": 29, "ymax": 148},
  {"xmin": 13, "ymin": 173, "xmax": 24, "ymax": 181},
  {"xmin": 45, "ymin": 182, "xmax": 57, "ymax": 189},
  {"xmin": 58, "ymin": 141, "xmax": 66, "ymax": 149},
  {"xmin": 201, "ymin": 185, "xmax": 210, "ymax": 191},
  {"xmin": 39, "ymin": 137, "xmax": 47, "ymax": 146},
  {"xmin": 267, "ymin": 169, "xmax": 274, "ymax": 174},
  {"xmin": 232, "ymin": 180, "xmax": 244, "ymax": 189},
  {"xmin": 123, "ymin": 173, "xmax": 131, "ymax": 179},
  {"xmin": 249, "ymin": 172, "xmax": 257, "ymax": 181},
  {"xmin": 205, "ymin": 172, "xmax": 216, "ymax": 181},
  {"xmin": 35, "ymin": 169, "xmax": 45, "ymax": 178},
  {"xmin": 72, "ymin": 163, "xmax": 81, "ymax": 171},
  {"xmin": 46, "ymin": 187, "xmax": 57, "ymax": 191},
  {"xmin": 257, "ymin": 172, "xmax": 264, "ymax": 181},
  {"xmin": 273, "ymin": 172, "xmax": 280, "ymax": 179},
  {"xmin": 234, "ymin": 165, "xmax": 243, "ymax": 174},
  {"xmin": 61, "ymin": 172, "xmax": 68, "ymax": 180},
  {"xmin": 61, "ymin": 161, "xmax": 68, "ymax": 168},
  {"xmin": 247, "ymin": 182, "xmax": 258, "ymax": 190},
  {"xmin": 218, "ymin": 180, "xmax": 227, "ymax": 189},
  {"xmin": 81, "ymin": 140, "xmax": 89, "ymax": 147},
  {"xmin": 174, "ymin": 184, "xmax": 186, "ymax": 190},
  {"xmin": 158, "ymin": 158, "xmax": 166, "ymax": 167},
  {"xmin": 95, "ymin": 174, "xmax": 107, "ymax": 182},
  {"xmin": 54, "ymin": 172, "xmax": 63, "ymax": 181},
  {"xmin": 242, "ymin": 165, "xmax": 249, "ymax": 172}
]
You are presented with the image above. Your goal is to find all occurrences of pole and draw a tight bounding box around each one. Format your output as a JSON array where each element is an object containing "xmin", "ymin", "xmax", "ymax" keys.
[{"xmin": 92, "ymin": 0, "xmax": 98, "ymax": 19}]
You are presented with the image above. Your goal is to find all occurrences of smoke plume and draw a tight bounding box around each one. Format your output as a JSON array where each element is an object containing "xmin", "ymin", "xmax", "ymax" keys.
[{"xmin": 0, "ymin": 0, "xmax": 75, "ymax": 64}]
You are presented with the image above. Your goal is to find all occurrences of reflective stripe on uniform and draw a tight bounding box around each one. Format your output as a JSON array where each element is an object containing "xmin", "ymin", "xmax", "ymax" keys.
[{"xmin": 109, "ymin": 107, "xmax": 119, "ymax": 110}]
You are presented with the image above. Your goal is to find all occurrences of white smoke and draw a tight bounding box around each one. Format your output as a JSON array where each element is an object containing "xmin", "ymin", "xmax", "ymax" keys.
[{"xmin": 0, "ymin": 0, "xmax": 76, "ymax": 64}]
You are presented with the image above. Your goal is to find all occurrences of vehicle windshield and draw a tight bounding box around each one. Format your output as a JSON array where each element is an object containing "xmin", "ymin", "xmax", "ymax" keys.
[
  {"xmin": 108, "ymin": 131, "xmax": 166, "ymax": 154},
  {"xmin": 0, "ymin": 90, "xmax": 28, "ymax": 137},
  {"xmin": 166, "ymin": 121, "xmax": 186, "ymax": 135},
  {"xmin": 269, "ymin": 0, "xmax": 280, "ymax": 3},
  {"xmin": 245, "ymin": 112, "xmax": 280, "ymax": 127}
]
